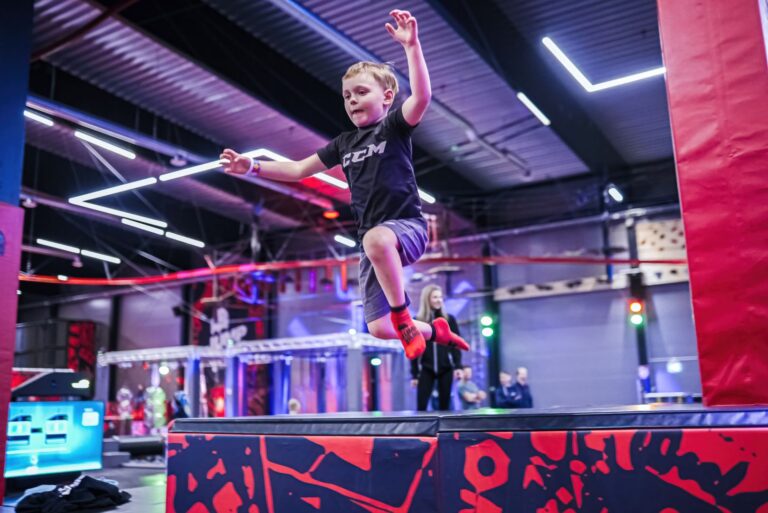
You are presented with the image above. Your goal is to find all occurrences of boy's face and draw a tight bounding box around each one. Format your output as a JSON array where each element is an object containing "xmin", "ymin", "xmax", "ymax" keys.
[{"xmin": 342, "ymin": 72, "xmax": 394, "ymax": 127}]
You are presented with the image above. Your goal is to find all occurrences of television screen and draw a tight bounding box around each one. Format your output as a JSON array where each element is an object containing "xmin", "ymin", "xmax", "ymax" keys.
[{"xmin": 5, "ymin": 401, "xmax": 104, "ymax": 478}]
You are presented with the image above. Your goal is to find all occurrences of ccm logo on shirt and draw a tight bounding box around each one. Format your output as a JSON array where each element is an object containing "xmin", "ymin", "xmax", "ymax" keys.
[{"xmin": 342, "ymin": 141, "xmax": 386, "ymax": 167}]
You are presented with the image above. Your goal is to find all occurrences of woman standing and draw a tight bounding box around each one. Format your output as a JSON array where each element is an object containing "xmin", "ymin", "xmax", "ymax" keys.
[{"xmin": 412, "ymin": 285, "xmax": 464, "ymax": 410}]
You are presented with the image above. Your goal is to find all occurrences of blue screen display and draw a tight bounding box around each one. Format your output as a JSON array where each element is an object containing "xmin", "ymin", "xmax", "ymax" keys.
[{"xmin": 5, "ymin": 401, "xmax": 104, "ymax": 478}]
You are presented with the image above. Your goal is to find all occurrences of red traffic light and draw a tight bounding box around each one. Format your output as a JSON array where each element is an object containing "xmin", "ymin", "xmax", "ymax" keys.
[{"xmin": 629, "ymin": 300, "xmax": 644, "ymax": 313}]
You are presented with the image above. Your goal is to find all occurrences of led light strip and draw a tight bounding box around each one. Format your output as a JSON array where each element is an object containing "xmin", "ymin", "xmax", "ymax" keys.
[
  {"xmin": 121, "ymin": 218, "xmax": 165, "ymax": 235},
  {"xmin": 542, "ymin": 37, "xmax": 666, "ymax": 92},
  {"xmin": 334, "ymin": 234, "xmax": 356, "ymax": 248},
  {"xmin": 24, "ymin": 109, "xmax": 54, "ymax": 127},
  {"xmin": 69, "ymin": 177, "xmax": 157, "ymax": 204},
  {"xmin": 120, "ymin": 219, "xmax": 205, "ymax": 248},
  {"xmin": 516, "ymin": 93, "xmax": 551, "ymax": 126},
  {"xmin": 74, "ymin": 130, "xmax": 136, "ymax": 159},
  {"xmin": 36, "ymin": 238, "xmax": 122, "ymax": 264},
  {"xmin": 70, "ymin": 199, "xmax": 168, "ymax": 228}
]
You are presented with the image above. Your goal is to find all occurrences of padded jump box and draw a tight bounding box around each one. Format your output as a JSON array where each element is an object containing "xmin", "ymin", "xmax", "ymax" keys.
[{"xmin": 167, "ymin": 405, "xmax": 768, "ymax": 512}]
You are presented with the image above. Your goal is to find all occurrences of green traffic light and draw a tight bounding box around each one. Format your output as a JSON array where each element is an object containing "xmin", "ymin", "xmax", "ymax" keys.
[
  {"xmin": 481, "ymin": 327, "xmax": 494, "ymax": 337},
  {"xmin": 630, "ymin": 314, "xmax": 645, "ymax": 326},
  {"xmin": 480, "ymin": 315, "xmax": 493, "ymax": 327}
]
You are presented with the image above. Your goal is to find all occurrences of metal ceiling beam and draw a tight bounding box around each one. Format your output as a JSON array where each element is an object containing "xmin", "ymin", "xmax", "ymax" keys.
[{"xmin": 427, "ymin": 0, "xmax": 627, "ymax": 172}]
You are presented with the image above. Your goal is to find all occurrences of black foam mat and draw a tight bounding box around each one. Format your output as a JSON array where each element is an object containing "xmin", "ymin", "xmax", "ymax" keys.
[{"xmin": 170, "ymin": 404, "xmax": 768, "ymax": 436}]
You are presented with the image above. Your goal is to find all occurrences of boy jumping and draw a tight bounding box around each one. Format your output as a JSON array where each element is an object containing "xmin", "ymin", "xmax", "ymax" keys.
[{"xmin": 221, "ymin": 9, "xmax": 468, "ymax": 359}]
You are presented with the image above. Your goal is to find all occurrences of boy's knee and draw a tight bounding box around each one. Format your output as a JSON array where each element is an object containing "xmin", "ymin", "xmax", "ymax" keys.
[{"xmin": 363, "ymin": 228, "xmax": 395, "ymax": 256}]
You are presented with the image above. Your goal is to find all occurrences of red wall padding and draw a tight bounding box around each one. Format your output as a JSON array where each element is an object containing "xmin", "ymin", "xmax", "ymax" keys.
[
  {"xmin": 658, "ymin": 0, "xmax": 768, "ymax": 405},
  {"xmin": 0, "ymin": 204, "xmax": 24, "ymax": 498}
]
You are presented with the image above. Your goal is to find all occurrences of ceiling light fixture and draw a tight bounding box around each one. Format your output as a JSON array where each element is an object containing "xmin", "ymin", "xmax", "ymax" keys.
[
  {"xmin": 165, "ymin": 231, "xmax": 205, "ymax": 248},
  {"xmin": 121, "ymin": 218, "xmax": 165, "ymax": 235},
  {"xmin": 516, "ymin": 92, "xmax": 551, "ymax": 126},
  {"xmin": 69, "ymin": 177, "xmax": 167, "ymax": 228},
  {"xmin": 418, "ymin": 189, "xmax": 436, "ymax": 204},
  {"xmin": 69, "ymin": 177, "xmax": 158, "ymax": 204},
  {"xmin": 71, "ymin": 200, "xmax": 168, "ymax": 228},
  {"xmin": 158, "ymin": 161, "xmax": 222, "ymax": 182},
  {"xmin": 37, "ymin": 238, "xmax": 122, "ymax": 265},
  {"xmin": 36, "ymin": 238, "xmax": 80, "ymax": 254},
  {"xmin": 121, "ymin": 219, "xmax": 205, "ymax": 249},
  {"xmin": 81, "ymin": 250, "xmax": 121, "ymax": 265},
  {"xmin": 542, "ymin": 37, "xmax": 666, "ymax": 92},
  {"xmin": 606, "ymin": 184, "xmax": 624, "ymax": 203},
  {"xmin": 334, "ymin": 234, "xmax": 356, "ymax": 248},
  {"xmin": 24, "ymin": 109, "xmax": 54, "ymax": 127},
  {"xmin": 74, "ymin": 130, "xmax": 136, "ymax": 159},
  {"xmin": 314, "ymin": 172, "xmax": 349, "ymax": 189}
]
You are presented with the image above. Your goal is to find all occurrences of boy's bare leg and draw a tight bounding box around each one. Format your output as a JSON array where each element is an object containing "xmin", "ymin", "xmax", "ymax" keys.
[
  {"xmin": 362, "ymin": 226, "xmax": 469, "ymax": 355},
  {"xmin": 362, "ymin": 226, "xmax": 406, "ymax": 307},
  {"xmin": 362, "ymin": 226, "xmax": 425, "ymax": 358}
]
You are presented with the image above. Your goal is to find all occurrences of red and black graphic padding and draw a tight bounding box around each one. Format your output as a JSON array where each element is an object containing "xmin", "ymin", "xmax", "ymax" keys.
[
  {"xmin": 167, "ymin": 407, "xmax": 768, "ymax": 513},
  {"xmin": 439, "ymin": 429, "xmax": 768, "ymax": 512},
  {"xmin": 167, "ymin": 433, "xmax": 437, "ymax": 513}
]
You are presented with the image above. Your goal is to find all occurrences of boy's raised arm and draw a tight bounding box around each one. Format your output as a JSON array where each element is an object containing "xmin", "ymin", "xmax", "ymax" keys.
[{"xmin": 386, "ymin": 9, "xmax": 432, "ymax": 126}]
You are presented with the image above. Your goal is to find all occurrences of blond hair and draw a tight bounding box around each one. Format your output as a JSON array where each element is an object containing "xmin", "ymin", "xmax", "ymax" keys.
[
  {"xmin": 343, "ymin": 61, "xmax": 399, "ymax": 97},
  {"xmin": 415, "ymin": 284, "xmax": 447, "ymax": 322}
]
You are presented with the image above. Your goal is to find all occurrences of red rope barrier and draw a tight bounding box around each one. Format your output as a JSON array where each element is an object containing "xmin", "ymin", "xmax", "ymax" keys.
[{"xmin": 18, "ymin": 254, "xmax": 687, "ymax": 287}]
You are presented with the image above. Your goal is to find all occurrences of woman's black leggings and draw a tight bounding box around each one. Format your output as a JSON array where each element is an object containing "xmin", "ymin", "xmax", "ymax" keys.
[{"xmin": 417, "ymin": 369, "xmax": 454, "ymax": 411}]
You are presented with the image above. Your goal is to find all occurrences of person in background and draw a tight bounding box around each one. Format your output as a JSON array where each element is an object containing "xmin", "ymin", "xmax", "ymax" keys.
[
  {"xmin": 458, "ymin": 365, "xmax": 486, "ymax": 410},
  {"xmin": 495, "ymin": 367, "xmax": 533, "ymax": 409},
  {"xmin": 288, "ymin": 398, "xmax": 302, "ymax": 415},
  {"xmin": 411, "ymin": 285, "xmax": 463, "ymax": 410}
]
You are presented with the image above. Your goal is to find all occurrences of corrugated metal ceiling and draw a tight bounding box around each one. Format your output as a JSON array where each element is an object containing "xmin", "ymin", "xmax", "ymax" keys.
[
  {"xmin": 32, "ymin": 0, "xmax": 350, "ymax": 205},
  {"xmin": 205, "ymin": 0, "xmax": 588, "ymax": 189},
  {"xmin": 495, "ymin": 0, "xmax": 672, "ymax": 164}
]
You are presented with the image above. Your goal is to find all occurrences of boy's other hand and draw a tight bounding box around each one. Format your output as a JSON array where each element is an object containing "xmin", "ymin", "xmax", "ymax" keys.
[
  {"xmin": 385, "ymin": 9, "xmax": 418, "ymax": 47},
  {"xmin": 220, "ymin": 148, "xmax": 251, "ymax": 175}
]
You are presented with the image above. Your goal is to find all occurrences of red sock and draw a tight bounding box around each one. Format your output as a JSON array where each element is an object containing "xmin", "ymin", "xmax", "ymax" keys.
[
  {"xmin": 432, "ymin": 317, "xmax": 470, "ymax": 351},
  {"xmin": 390, "ymin": 308, "xmax": 425, "ymax": 360}
]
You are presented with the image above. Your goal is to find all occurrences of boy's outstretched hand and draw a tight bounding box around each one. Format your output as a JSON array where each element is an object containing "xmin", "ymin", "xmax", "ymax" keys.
[
  {"xmin": 385, "ymin": 9, "xmax": 418, "ymax": 47},
  {"xmin": 220, "ymin": 148, "xmax": 251, "ymax": 175}
]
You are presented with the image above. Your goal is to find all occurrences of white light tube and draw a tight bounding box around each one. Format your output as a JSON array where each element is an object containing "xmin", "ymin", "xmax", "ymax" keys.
[
  {"xmin": 36, "ymin": 239, "xmax": 80, "ymax": 254},
  {"xmin": 516, "ymin": 92, "xmax": 551, "ymax": 126},
  {"xmin": 74, "ymin": 130, "xmax": 136, "ymax": 159},
  {"xmin": 334, "ymin": 234, "xmax": 356, "ymax": 248},
  {"xmin": 165, "ymin": 231, "xmax": 205, "ymax": 248}
]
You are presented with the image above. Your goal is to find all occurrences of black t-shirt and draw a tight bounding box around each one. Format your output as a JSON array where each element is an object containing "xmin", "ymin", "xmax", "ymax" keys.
[{"xmin": 316, "ymin": 107, "xmax": 422, "ymax": 239}]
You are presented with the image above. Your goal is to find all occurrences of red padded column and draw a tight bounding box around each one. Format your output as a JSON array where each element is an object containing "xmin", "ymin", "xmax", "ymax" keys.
[{"xmin": 658, "ymin": 0, "xmax": 768, "ymax": 405}]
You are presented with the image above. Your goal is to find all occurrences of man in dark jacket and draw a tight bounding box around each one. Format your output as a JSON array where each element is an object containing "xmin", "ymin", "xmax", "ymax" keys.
[{"xmin": 495, "ymin": 367, "xmax": 533, "ymax": 409}]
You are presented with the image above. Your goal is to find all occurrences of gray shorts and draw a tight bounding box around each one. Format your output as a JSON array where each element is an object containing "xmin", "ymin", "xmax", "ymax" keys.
[{"xmin": 360, "ymin": 217, "xmax": 429, "ymax": 323}]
